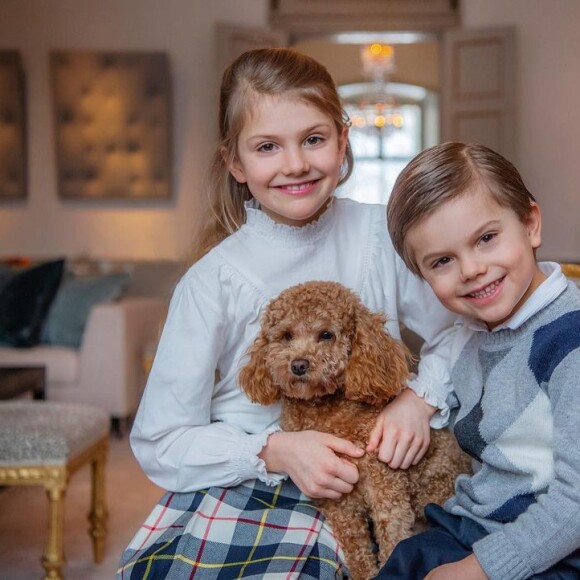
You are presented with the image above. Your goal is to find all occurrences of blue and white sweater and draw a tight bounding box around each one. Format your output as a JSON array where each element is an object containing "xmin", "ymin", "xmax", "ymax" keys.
[{"xmin": 446, "ymin": 276, "xmax": 580, "ymax": 580}]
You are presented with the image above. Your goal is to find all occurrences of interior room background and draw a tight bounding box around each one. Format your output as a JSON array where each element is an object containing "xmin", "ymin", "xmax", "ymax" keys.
[{"xmin": 0, "ymin": 0, "xmax": 578, "ymax": 264}]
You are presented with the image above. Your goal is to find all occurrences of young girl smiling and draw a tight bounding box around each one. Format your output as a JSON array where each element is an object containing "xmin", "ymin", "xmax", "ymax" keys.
[{"xmin": 118, "ymin": 48, "xmax": 456, "ymax": 578}]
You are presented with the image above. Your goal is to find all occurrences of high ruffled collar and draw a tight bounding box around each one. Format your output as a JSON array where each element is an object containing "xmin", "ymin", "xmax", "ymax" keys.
[{"xmin": 242, "ymin": 198, "xmax": 335, "ymax": 246}]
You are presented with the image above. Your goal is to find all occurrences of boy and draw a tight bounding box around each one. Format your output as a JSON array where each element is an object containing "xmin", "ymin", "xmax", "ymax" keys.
[{"xmin": 377, "ymin": 142, "xmax": 580, "ymax": 579}]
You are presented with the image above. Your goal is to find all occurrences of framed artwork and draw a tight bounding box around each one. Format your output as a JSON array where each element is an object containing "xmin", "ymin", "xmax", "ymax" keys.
[
  {"xmin": 50, "ymin": 51, "xmax": 172, "ymax": 200},
  {"xmin": 0, "ymin": 51, "xmax": 26, "ymax": 200}
]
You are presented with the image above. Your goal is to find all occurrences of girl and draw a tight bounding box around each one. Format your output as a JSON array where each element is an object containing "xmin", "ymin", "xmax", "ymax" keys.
[{"xmin": 118, "ymin": 48, "xmax": 456, "ymax": 579}]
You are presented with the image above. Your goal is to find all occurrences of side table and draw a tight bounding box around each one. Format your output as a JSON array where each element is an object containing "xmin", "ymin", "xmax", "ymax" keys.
[{"xmin": 0, "ymin": 367, "xmax": 46, "ymax": 400}]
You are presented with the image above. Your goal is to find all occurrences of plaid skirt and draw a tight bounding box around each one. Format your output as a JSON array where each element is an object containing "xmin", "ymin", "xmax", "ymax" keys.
[{"xmin": 117, "ymin": 478, "xmax": 348, "ymax": 579}]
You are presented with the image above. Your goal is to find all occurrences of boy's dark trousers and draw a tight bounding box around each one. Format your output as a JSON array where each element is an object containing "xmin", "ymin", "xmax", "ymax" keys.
[{"xmin": 375, "ymin": 503, "xmax": 580, "ymax": 579}]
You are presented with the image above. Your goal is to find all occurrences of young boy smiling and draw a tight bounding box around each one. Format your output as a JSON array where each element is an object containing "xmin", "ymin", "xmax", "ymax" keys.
[{"xmin": 376, "ymin": 142, "xmax": 580, "ymax": 579}]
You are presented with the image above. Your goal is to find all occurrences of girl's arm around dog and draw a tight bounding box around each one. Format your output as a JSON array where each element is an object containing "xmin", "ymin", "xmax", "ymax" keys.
[{"xmin": 260, "ymin": 430, "xmax": 364, "ymax": 499}]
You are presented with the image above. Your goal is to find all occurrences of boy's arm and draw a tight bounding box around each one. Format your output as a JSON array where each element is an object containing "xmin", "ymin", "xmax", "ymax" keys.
[{"xmin": 472, "ymin": 350, "xmax": 580, "ymax": 579}]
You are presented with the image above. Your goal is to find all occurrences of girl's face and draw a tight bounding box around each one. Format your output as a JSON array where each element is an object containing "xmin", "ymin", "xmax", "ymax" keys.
[
  {"xmin": 229, "ymin": 94, "xmax": 348, "ymax": 227},
  {"xmin": 406, "ymin": 187, "xmax": 546, "ymax": 329}
]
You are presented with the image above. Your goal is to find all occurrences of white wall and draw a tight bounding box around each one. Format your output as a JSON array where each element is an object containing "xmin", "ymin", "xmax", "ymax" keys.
[
  {"xmin": 1, "ymin": 0, "xmax": 578, "ymax": 261},
  {"xmin": 0, "ymin": 0, "xmax": 269, "ymax": 261},
  {"xmin": 462, "ymin": 0, "xmax": 580, "ymax": 261}
]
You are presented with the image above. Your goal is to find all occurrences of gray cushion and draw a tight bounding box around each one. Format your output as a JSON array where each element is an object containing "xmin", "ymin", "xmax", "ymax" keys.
[{"xmin": 42, "ymin": 272, "xmax": 129, "ymax": 348}]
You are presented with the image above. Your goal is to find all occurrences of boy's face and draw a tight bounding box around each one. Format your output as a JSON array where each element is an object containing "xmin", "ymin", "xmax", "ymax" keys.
[{"xmin": 406, "ymin": 187, "xmax": 546, "ymax": 329}]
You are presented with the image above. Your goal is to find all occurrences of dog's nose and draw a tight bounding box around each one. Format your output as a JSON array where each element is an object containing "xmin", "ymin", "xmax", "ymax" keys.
[{"xmin": 291, "ymin": 359, "xmax": 309, "ymax": 376}]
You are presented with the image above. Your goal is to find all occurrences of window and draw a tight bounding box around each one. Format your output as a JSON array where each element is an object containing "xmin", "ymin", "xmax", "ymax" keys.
[{"xmin": 336, "ymin": 82, "xmax": 438, "ymax": 205}]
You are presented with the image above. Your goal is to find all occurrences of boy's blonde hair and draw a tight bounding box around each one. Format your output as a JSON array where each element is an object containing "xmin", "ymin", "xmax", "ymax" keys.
[
  {"xmin": 193, "ymin": 47, "xmax": 354, "ymax": 262},
  {"xmin": 387, "ymin": 142, "xmax": 537, "ymax": 276}
]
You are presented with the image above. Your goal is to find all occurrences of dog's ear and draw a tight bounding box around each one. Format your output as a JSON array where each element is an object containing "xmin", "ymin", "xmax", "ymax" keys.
[
  {"xmin": 238, "ymin": 332, "xmax": 280, "ymax": 405},
  {"xmin": 343, "ymin": 307, "xmax": 410, "ymax": 405}
]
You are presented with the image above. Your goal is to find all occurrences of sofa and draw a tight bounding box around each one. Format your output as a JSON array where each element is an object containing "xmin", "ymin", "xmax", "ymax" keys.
[{"xmin": 0, "ymin": 257, "xmax": 185, "ymax": 432}]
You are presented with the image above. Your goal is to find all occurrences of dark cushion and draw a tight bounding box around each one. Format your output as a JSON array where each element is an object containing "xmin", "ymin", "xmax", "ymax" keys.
[
  {"xmin": 0, "ymin": 264, "xmax": 13, "ymax": 293},
  {"xmin": 0, "ymin": 259, "xmax": 65, "ymax": 347},
  {"xmin": 42, "ymin": 272, "xmax": 130, "ymax": 348}
]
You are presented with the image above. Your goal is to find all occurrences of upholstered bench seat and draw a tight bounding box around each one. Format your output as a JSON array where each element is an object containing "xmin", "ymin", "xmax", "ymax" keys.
[{"xmin": 0, "ymin": 401, "xmax": 109, "ymax": 580}]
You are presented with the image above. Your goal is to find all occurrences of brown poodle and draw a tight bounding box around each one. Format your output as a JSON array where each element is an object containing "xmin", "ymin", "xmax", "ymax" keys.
[{"xmin": 239, "ymin": 281, "xmax": 470, "ymax": 580}]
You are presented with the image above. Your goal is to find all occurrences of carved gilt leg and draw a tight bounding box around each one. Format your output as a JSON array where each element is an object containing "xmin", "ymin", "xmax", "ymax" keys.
[
  {"xmin": 89, "ymin": 443, "xmax": 108, "ymax": 563},
  {"xmin": 43, "ymin": 481, "xmax": 67, "ymax": 580}
]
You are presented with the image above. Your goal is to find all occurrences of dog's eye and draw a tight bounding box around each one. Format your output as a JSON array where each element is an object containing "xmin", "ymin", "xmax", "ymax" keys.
[
  {"xmin": 319, "ymin": 330, "xmax": 334, "ymax": 341},
  {"xmin": 283, "ymin": 331, "xmax": 293, "ymax": 341}
]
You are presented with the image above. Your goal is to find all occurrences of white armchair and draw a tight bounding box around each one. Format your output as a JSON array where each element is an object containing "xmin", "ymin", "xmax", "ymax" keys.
[{"xmin": 0, "ymin": 297, "xmax": 166, "ymax": 433}]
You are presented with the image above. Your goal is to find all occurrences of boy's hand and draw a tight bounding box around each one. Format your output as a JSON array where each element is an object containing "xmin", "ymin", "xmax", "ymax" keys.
[
  {"xmin": 424, "ymin": 554, "xmax": 488, "ymax": 579},
  {"xmin": 260, "ymin": 430, "xmax": 364, "ymax": 499},
  {"xmin": 367, "ymin": 388, "xmax": 435, "ymax": 469}
]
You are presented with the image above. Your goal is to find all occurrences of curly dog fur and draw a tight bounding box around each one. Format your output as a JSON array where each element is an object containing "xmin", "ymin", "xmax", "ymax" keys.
[{"xmin": 239, "ymin": 281, "xmax": 470, "ymax": 579}]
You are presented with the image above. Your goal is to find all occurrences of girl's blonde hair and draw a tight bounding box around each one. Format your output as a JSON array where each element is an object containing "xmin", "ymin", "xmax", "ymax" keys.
[
  {"xmin": 387, "ymin": 142, "xmax": 537, "ymax": 276},
  {"xmin": 192, "ymin": 47, "xmax": 354, "ymax": 262}
]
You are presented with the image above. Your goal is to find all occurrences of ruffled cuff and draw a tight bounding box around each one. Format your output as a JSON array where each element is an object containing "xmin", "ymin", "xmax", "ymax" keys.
[
  {"xmin": 407, "ymin": 375, "xmax": 450, "ymax": 428},
  {"xmin": 473, "ymin": 530, "xmax": 533, "ymax": 580},
  {"xmin": 231, "ymin": 428, "xmax": 287, "ymax": 487}
]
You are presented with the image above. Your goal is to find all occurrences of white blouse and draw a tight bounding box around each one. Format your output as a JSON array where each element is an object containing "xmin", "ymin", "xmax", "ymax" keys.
[{"xmin": 130, "ymin": 198, "xmax": 456, "ymax": 492}]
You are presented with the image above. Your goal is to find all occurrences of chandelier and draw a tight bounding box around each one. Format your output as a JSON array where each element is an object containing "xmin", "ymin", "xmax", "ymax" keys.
[{"xmin": 350, "ymin": 43, "xmax": 404, "ymax": 131}]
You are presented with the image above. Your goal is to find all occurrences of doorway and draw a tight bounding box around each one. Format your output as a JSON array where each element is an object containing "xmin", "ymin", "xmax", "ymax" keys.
[
  {"xmin": 216, "ymin": 22, "xmax": 516, "ymax": 176},
  {"xmin": 293, "ymin": 34, "xmax": 440, "ymax": 203}
]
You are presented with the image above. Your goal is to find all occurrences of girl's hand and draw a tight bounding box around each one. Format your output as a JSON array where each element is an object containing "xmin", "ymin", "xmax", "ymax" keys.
[
  {"xmin": 261, "ymin": 430, "xmax": 364, "ymax": 499},
  {"xmin": 424, "ymin": 555, "xmax": 488, "ymax": 580},
  {"xmin": 367, "ymin": 388, "xmax": 435, "ymax": 469}
]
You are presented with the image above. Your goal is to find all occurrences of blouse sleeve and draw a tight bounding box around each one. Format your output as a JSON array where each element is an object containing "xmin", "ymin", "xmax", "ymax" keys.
[
  {"xmin": 395, "ymin": 254, "xmax": 458, "ymax": 427},
  {"xmin": 364, "ymin": 204, "xmax": 457, "ymax": 428},
  {"xmin": 130, "ymin": 267, "xmax": 286, "ymax": 492}
]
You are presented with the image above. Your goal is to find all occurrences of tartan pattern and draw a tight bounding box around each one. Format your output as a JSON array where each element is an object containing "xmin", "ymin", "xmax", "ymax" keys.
[{"xmin": 117, "ymin": 479, "xmax": 348, "ymax": 579}]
